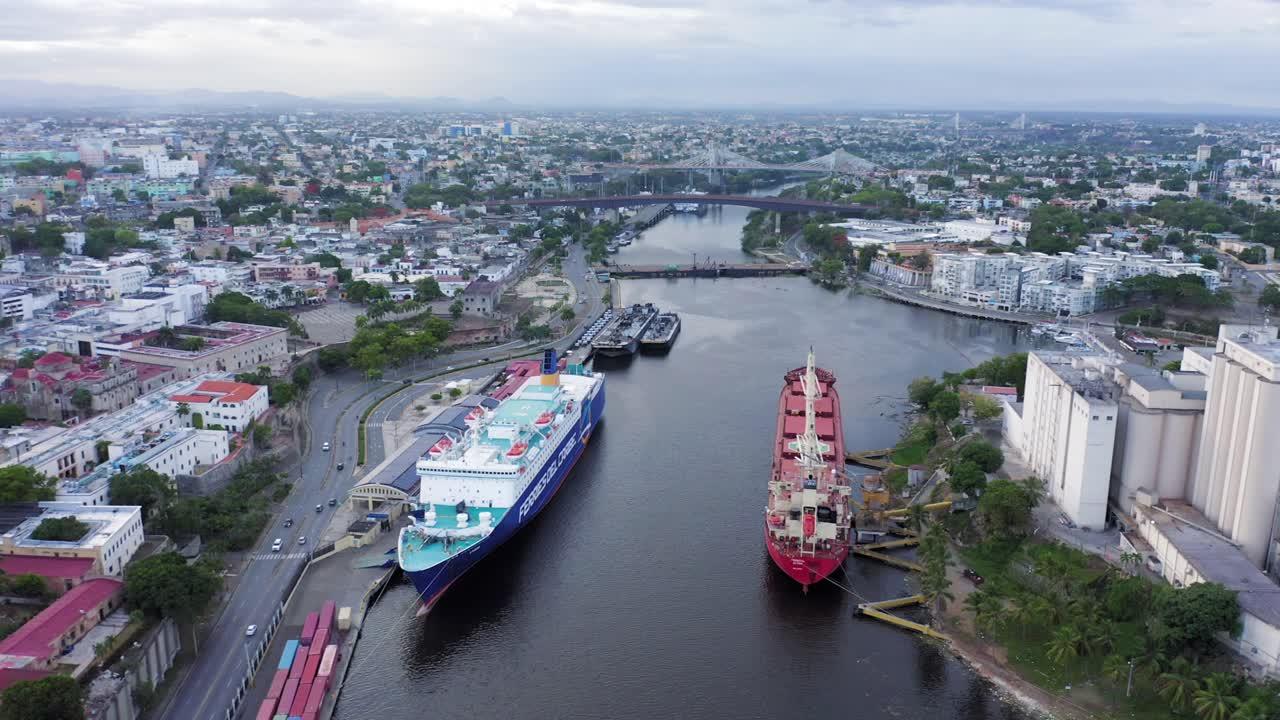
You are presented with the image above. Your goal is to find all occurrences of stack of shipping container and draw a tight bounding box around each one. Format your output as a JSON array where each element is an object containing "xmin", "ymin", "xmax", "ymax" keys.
[{"xmin": 255, "ymin": 600, "xmax": 343, "ymax": 720}]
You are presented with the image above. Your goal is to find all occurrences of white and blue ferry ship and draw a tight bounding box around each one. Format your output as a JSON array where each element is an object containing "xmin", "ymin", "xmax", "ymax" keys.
[{"xmin": 397, "ymin": 350, "xmax": 605, "ymax": 610}]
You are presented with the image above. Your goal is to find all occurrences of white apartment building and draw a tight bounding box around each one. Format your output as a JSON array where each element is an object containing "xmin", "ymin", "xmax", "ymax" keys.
[
  {"xmin": 141, "ymin": 153, "xmax": 199, "ymax": 179},
  {"xmin": 0, "ymin": 285, "xmax": 34, "ymax": 320},
  {"xmin": 187, "ymin": 261, "xmax": 254, "ymax": 287},
  {"xmin": 1014, "ymin": 352, "xmax": 1119, "ymax": 529},
  {"xmin": 54, "ymin": 263, "xmax": 149, "ymax": 300},
  {"xmin": 1189, "ymin": 325, "xmax": 1280, "ymax": 569},
  {"xmin": 107, "ymin": 285, "xmax": 208, "ymax": 332},
  {"xmin": 169, "ymin": 378, "xmax": 269, "ymax": 433},
  {"xmin": 0, "ymin": 502, "xmax": 144, "ymax": 576}
]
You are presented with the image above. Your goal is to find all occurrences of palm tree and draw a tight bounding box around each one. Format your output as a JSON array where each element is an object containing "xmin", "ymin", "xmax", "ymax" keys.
[
  {"xmin": 1087, "ymin": 620, "xmax": 1118, "ymax": 656},
  {"xmin": 1193, "ymin": 673, "xmax": 1241, "ymax": 720},
  {"xmin": 176, "ymin": 402, "xmax": 190, "ymax": 419},
  {"xmin": 907, "ymin": 504, "xmax": 927, "ymax": 535},
  {"xmin": 1119, "ymin": 551, "xmax": 1143, "ymax": 576},
  {"xmin": 1158, "ymin": 657, "xmax": 1200, "ymax": 711},
  {"xmin": 1008, "ymin": 594, "xmax": 1039, "ymax": 639},
  {"xmin": 1046, "ymin": 624, "xmax": 1082, "ymax": 667},
  {"xmin": 1020, "ymin": 476, "xmax": 1046, "ymax": 507},
  {"xmin": 1102, "ymin": 654, "xmax": 1129, "ymax": 687},
  {"xmin": 1232, "ymin": 697, "xmax": 1272, "ymax": 720}
]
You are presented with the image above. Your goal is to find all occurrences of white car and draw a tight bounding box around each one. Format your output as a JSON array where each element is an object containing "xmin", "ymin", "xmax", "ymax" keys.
[
  {"xmin": 245, "ymin": 625, "xmax": 257, "ymax": 637},
  {"xmin": 271, "ymin": 538, "xmax": 283, "ymax": 552},
  {"xmin": 322, "ymin": 442, "xmax": 330, "ymax": 452}
]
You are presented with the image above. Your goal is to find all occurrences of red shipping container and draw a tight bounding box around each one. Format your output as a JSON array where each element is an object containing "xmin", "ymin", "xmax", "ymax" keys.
[
  {"xmin": 304, "ymin": 681, "xmax": 326, "ymax": 714},
  {"xmin": 300, "ymin": 612, "xmax": 319, "ymax": 645},
  {"xmin": 309, "ymin": 629, "xmax": 328, "ymax": 655},
  {"xmin": 287, "ymin": 647, "xmax": 307, "ymax": 680},
  {"xmin": 301, "ymin": 654, "xmax": 321, "ymax": 684},
  {"xmin": 302, "ymin": 714, "xmax": 317, "ymax": 720},
  {"xmin": 319, "ymin": 600, "xmax": 336, "ymax": 633},
  {"xmin": 278, "ymin": 678, "xmax": 300, "ymax": 713},
  {"xmin": 317, "ymin": 645, "xmax": 338, "ymax": 677},
  {"xmin": 256, "ymin": 698, "xmax": 276, "ymax": 720},
  {"xmin": 267, "ymin": 669, "xmax": 288, "ymax": 700},
  {"xmin": 290, "ymin": 683, "xmax": 311, "ymax": 716}
]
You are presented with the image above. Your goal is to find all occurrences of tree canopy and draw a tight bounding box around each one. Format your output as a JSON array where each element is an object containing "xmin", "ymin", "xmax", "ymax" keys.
[
  {"xmin": 1026, "ymin": 204, "xmax": 1086, "ymax": 254},
  {"xmin": 109, "ymin": 466, "xmax": 175, "ymax": 522},
  {"xmin": 0, "ymin": 403, "xmax": 26, "ymax": 428},
  {"xmin": 123, "ymin": 552, "xmax": 221, "ymax": 620},
  {"xmin": 30, "ymin": 516, "xmax": 89, "ymax": 542},
  {"xmin": 206, "ymin": 292, "xmax": 305, "ymax": 336},
  {"xmin": 0, "ymin": 674, "xmax": 83, "ymax": 720},
  {"xmin": 0, "ymin": 466, "xmax": 55, "ymax": 503},
  {"xmin": 976, "ymin": 477, "xmax": 1040, "ymax": 541}
]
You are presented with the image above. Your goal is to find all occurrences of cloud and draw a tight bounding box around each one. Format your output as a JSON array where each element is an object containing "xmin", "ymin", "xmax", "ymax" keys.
[{"xmin": 0, "ymin": 0, "xmax": 1277, "ymax": 107}]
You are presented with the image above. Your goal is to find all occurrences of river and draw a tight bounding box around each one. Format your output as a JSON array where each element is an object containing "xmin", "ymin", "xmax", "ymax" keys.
[{"xmin": 333, "ymin": 200, "xmax": 1036, "ymax": 720}]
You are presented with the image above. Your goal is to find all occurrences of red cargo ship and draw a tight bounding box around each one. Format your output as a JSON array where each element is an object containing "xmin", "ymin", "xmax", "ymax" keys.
[{"xmin": 765, "ymin": 350, "xmax": 852, "ymax": 590}]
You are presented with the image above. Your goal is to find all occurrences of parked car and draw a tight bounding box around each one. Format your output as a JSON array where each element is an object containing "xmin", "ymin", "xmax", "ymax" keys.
[
  {"xmin": 298, "ymin": 536, "xmax": 307, "ymax": 545},
  {"xmin": 246, "ymin": 625, "xmax": 257, "ymax": 636},
  {"xmin": 271, "ymin": 538, "xmax": 283, "ymax": 552},
  {"xmin": 962, "ymin": 568, "xmax": 984, "ymax": 586}
]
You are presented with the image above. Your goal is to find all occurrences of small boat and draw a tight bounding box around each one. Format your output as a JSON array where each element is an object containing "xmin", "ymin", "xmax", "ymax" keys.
[
  {"xmin": 1054, "ymin": 333, "xmax": 1082, "ymax": 345},
  {"xmin": 506, "ymin": 440, "xmax": 529, "ymax": 458}
]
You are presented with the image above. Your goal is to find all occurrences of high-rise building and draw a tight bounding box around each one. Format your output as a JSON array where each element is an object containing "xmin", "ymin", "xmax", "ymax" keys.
[
  {"xmin": 1196, "ymin": 144, "xmax": 1213, "ymax": 164},
  {"xmin": 1189, "ymin": 324, "xmax": 1280, "ymax": 568},
  {"xmin": 1015, "ymin": 352, "xmax": 1119, "ymax": 529}
]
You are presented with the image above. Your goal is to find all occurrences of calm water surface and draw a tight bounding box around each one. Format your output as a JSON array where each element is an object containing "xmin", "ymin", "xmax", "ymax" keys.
[{"xmin": 334, "ymin": 203, "xmax": 1035, "ymax": 720}]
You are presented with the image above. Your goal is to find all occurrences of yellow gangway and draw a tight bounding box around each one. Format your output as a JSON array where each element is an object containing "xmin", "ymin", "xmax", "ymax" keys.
[{"xmin": 856, "ymin": 595, "xmax": 948, "ymax": 640}]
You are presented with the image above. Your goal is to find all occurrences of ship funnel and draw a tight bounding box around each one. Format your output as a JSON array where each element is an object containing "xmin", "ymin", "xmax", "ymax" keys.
[{"xmin": 540, "ymin": 348, "xmax": 560, "ymax": 386}]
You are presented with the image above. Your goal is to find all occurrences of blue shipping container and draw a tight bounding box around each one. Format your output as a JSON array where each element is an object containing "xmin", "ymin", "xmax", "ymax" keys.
[{"xmin": 278, "ymin": 640, "xmax": 300, "ymax": 671}]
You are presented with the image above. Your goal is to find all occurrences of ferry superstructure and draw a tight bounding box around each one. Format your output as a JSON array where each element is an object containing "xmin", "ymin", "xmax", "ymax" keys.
[{"xmin": 397, "ymin": 350, "xmax": 605, "ymax": 610}]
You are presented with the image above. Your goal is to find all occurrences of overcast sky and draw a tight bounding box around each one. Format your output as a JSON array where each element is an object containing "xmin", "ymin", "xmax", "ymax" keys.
[{"xmin": 2, "ymin": 0, "xmax": 1279, "ymax": 109}]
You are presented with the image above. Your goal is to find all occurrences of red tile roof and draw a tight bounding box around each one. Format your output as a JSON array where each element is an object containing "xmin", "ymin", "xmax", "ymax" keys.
[
  {"xmin": 33, "ymin": 352, "xmax": 70, "ymax": 367},
  {"xmin": 980, "ymin": 385, "xmax": 1018, "ymax": 396},
  {"xmin": 0, "ymin": 578, "xmax": 122, "ymax": 663},
  {"xmin": 0, "ymin": 556, "xmax": 94, "ymax": 580},
  {"xmin": 195, "ymin": 380, "xmax": 259, "ymax": 404},
  {"xmin": 170, "ymin": 393, "xmax": 215, "ymax": 404},
  {"xmin": 0, "ymin": 668, "xmax": 51, "ymax": 693}
]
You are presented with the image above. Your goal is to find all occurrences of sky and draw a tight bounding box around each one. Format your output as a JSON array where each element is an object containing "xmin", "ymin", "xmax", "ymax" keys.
[{"xmin": 2, "ymin": 0, "xmax": 1280, "ymax": 109}]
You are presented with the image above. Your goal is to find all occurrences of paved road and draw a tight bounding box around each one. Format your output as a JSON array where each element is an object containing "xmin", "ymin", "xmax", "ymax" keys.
[{"xmin": 158, "ymin": 245, "xmax": 602, "ymax": 720}]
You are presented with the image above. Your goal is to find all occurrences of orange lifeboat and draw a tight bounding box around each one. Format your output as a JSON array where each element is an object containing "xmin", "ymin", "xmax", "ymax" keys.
[
  {"xmin": 506, "ymin": 440, "xmax": 529, "ymax": 459},
  {"xmin": 534, "ymin": 411, "xmax": 554, "ymax": 427},
  {"xmin": 428, "ymin": 436, "xmax": 453, "ymax": 457},
  {"xmin": 465, "ymin": 407, "xmax": 484, "ymax": 423}
]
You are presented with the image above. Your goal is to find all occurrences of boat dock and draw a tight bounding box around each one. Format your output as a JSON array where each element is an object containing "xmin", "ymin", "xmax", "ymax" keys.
[{"xmin": 594, "ymin": 262, "xmax": 807, "ymax": 279}]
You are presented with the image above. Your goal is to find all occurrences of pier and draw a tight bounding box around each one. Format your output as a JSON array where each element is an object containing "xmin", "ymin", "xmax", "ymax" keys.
[{"xmin": 594, "ymin": 262, "xmax": 807, "ymax": 279}]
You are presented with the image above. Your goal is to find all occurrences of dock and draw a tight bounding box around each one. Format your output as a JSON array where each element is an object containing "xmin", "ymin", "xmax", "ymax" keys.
[
  {"xmin": 857, "ymin": 596, "xmax": 948, "ymax": 640},
  {"xmin": 628, "ymin": 203, "xmax": 673, "ymax": 232},
  {"xmin": 594, "ymin": 262, "xmax": 807, "ymax": 279}
]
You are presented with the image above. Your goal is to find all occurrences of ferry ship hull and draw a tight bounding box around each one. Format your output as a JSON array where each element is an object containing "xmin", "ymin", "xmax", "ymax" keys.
[{"xmin": 404, "ymin": 381, "xmax": 606, "ymax": 609}]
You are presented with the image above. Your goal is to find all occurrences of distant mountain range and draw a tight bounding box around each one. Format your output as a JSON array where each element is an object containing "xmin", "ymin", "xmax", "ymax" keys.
[
  {"xmin": 1, "ymin": 78, "xmax": 1277, "ymax": 118},
  {"xmin": 0, "ymin": 79, "xmax": 516, "ymax": 112}
]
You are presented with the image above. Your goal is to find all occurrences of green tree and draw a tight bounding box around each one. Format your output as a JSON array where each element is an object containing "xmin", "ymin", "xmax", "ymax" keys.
[
  {"xmin": 907, "ymin": 377, "xmax": 941, "ymax": 408},
  {"xmin": 976, "ymin": 478, "xmax": 1037, "ymax": 540},
  {"xmin": 967, "ymin": 393, "xmax": 1003, "ymax": 422},
  {"xmin": 1153, "ymin": 582, "xmax": 1241, "ymax": 656},
  {"xmin": 928, "ymin": 390, "xmax": 961, "ymax": 423},
  {"xmin": 918, "ymin": 522, "xmax": 952, "ymax": 615},
  {"xmin": 10, "ymin": 573, "xmax": 50, "ymax": 599},
  {"xmin": 109, "ymin": 466, "xmax": 174, "ymax": 522},
  {"xmin": 0, "ymin": 403, "xmax": 26, "ymax": 428},
  {"xmin": 1027, "ymin": 204, "xmax": 1087, "ymax": 254},
  {"xmin": 175, "ymin": 402, "xmax": 190, "ymax": 419},
  {"xmin": 123, "ymin": 552, "xmax": 221, "ymax": 620},
  {"xmin": 414, "ymin": 277, "xmax": 444, "ymax": 302},
  {"xmin": 1259, "ymin": 284, "xmax": 1280, "ymax": 311},
  {"xmin": 0, "ymin": 466, "xmax": 55, "ymax": 503},
  {"xmin": 1193, "ymin": 672, "xmax": 1241, "ymax": 720},
  {"xmin": 252, "ymin": 425, "xmax": 272, "ymax": 448},
  {"xmin": 70, "ymin": 388, "xmax": 93, "ymax": 416},
  {"xmin": 1157, "ymin": 657, "xmax": 1200, "ymax": 711},
  {"xmin": 957, "ymin": 441, "xmax": 1004, "ymax": 473},
  {"xmin": 450, "ymin": 298, "xmax": 464, "ymax": 320},
  {"xmin": 948, "ymin": 460, "xmax": 987, "ymax": 496},
  {"xmin": 1046, "ymin": 624, "xmax": 1083, "ymax": 666},
  {"xmin": 0, "ymin": 674, "xmax": 83, "ymax": 720},
  {"xmin": 30, "ymin": 516, "xmax": 89, "ymax": 541}
]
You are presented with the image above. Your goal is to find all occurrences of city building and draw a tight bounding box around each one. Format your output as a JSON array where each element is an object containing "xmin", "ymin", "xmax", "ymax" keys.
[
  {"xmin": 1009, "ymin": 352, "xmax": 1119, "ymax": 529},
  {"xmin": 0, "ymin": 502, "xmax": 143, "ymax": 576},
  {"xmin": 0, "ymin": 577, "xmax": 124, "ymax": 672},
  {"xmin": 53, "ymin": 263, "xmax": 149, "ymax": 301},
  {"xmin": 461, "ymin": 280, "xmax": 501, "ymax": 316},
  {"xmin": 1196, "ymin": 144, "xmax": 1213, "ymax": 164},
  {"xmin": 118, "ymin": 322, "xmax": 289, "ymax": 378},
  {"xmin": 3, "ymin": 353, "xmax": 140, "ymax": 420},
  {"xmin": 169, "ymin": 378, "xmax": 269, "ymax": 433},
  {"xmin": 1109, "ymin": 364, "xmax": 1207, "ymax": 513},
  {"xmin": 141, "ymin": 153, "xmax": 198, "ymax": 179},
  {"xmin": 0, "ymin": 285, "xmax": 34, "ymax": 320}
]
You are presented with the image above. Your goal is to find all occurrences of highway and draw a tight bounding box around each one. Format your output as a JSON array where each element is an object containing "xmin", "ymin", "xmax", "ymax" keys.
[{"xmin": 155, "ymin": 244, "xmax": 602, "ymax": 720}]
